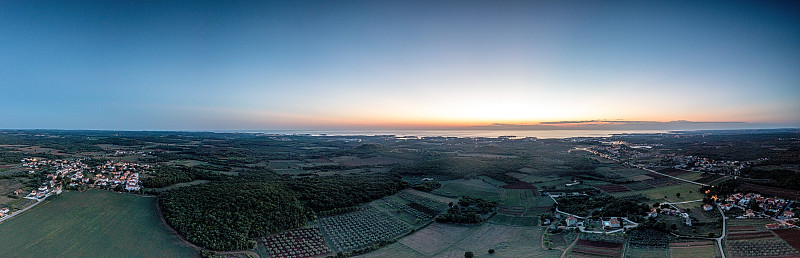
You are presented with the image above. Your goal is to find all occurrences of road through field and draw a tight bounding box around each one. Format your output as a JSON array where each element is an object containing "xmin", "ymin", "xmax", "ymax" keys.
[
  {"xmin": 0, "ymin": 199, "xmax": 42, "ymax": 224},
  {"xmin": 634, "ymin": 164, "xmax": 709, "ymax": 187}
]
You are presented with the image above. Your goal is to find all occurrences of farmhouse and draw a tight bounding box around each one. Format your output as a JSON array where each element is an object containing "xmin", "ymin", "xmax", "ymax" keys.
[
  {"xmin": 703, "ymin": 204, "xmax": 713, "ymax": 211},
  {"xmin": 566, "ymin": 215, "xmax": 578, "ymax": 226},
  {"xmin": 603, "ymin": 218, "xmax": 621, "ymax": 228},
  {"xmin": 647, "ymin": 209, "xmax": 658, "ymax": 218}
]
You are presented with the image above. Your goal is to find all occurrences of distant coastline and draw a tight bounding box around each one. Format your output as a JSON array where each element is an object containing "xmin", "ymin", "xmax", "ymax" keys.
[{"xmin": 221, "ymin": 129, "xmax": 671, "ymax": 138}]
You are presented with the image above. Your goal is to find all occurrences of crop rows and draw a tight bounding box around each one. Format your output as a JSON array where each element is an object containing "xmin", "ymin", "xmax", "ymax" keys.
[
  {"xmin": 774, "ymin": 229, "xmax": 800, "ymax": 252},
  {"xmin": 728, "ymin": 231, "xmax": 775, "ymax": 241},
  {"xmin": 396, "ymin": 192, "xmax": 448, "ymax": 213},
  {"xmin": 629, "ymin": 230, "xmax": 669, "ymax": 248},
  {"xmin": 594, "ymin": 184, "xmax": 632, "ymax": 193},
  {"xmin": 728, "ymin": 226, "xmax": 757, "ymax": 232},
  {"xmin": 318, "ymin": 206, "xmax": 411, "ymax": 252},
  {"xmin": 727, "ymin": 238, "xmax": 800, "ymax": 257},
  {"xmin": 570, "ymin": 246, "xmax": 620, "ymax": 257},
  {"xmin": 383, "ymin": 198, "xmax": 433, "ymax": 220},
  {"xmin": 261, "ymin": 227, "xmax": 331, "ymax": 258},
  {"xmin": 498, "ymin": 206, "xmax": 525, "ymax": 216}
]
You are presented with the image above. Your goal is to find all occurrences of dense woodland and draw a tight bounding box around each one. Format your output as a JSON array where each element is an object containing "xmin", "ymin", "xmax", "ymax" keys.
[{"xmin": 159, "ymin": 173, "xmax": 407, "ymax": 251}]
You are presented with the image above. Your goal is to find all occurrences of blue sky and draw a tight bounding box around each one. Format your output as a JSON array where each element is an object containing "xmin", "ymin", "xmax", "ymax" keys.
[{"xmin": 1, "ymin": 1, "xmax": 799, "ymax": 130}]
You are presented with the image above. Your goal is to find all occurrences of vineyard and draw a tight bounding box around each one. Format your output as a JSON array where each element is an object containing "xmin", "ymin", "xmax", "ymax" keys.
[
  {"xmin": 318, "ymin": 206, "xmax": 412, "ymax": 252},
  {"xmin": 396, "ymin": 191, "xmax": 449, "ymax": 214},
  {"xmin": 774, "ymin": 229, "xmax": 800, "ymax": 252},
  {"xmin": 260, "ymin": 227, "xmax": 331, "ymax": 258},
  {"xmin": 727, "ymin": 231, "xmax": 776, "ymax": 241},
  {"xmin": 628, "ymin": 230, "xmax": 669, "ymax": 248},
  {"xmin": 727, "ymin": 238, "xmax": 800, "ymax": 257},
  {"xmin": 382, "ymin": 197, "xmax": 434, "ymax": 221}
]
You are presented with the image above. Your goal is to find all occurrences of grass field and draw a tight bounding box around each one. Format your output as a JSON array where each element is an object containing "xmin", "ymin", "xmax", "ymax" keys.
[
  {"xmin": 613, "ymin": 183, "xmax": 704, "ymax": 203},
  {"xmin": 625, "ymin": 246, "xmax": 669, "ymax": 258},
  {"xmin": 0, "ymin": 189, "xmax": 196, "ymax": 257},
  {"xmin": 669, "ymin": 243, "xmax": 718, "ymax": 258},
  {"xmin": 489, "ymin": 214, "xmax": 540, "ymax": 226},
  {"xmin": 433, "ymin": 179, "xmax": 502, "ymax": 200}
]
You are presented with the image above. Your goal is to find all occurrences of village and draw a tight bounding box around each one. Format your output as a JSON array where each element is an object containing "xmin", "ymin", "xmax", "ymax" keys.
[{"xmin": 0, "ymin": 158, "xmax": 147, "ymax": 219}]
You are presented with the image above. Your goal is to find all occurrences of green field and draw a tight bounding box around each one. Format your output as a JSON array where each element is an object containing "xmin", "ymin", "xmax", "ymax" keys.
[
  {"xmin": 433, "ymin": 179, "xmax": 502, "ymax": 201},
  {"xmin": 0, "ymin": 190, "xmax": 196, "ymax": 257},
  {"xmin": 488, "ymin": 214, "xmax": 540, "ymax": 226},
  {"xmin": 613, "ymin": 183, "xmax": 704, "ymax": 203}
]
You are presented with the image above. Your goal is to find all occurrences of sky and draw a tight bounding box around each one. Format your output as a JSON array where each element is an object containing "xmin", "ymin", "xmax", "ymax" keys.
[{"xmin": 1, "ymin": 0, "xmax": 799, "ymax": 131}]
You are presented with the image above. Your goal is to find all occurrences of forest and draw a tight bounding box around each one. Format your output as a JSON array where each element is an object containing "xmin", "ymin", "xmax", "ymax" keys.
[{"xmin": 159, "ymin": 173, "xmax": 407, "ymax": 251}]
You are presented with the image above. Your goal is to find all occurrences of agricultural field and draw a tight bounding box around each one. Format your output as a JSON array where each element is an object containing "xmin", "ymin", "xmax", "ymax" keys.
[
  {"xmin": 318, "ymin": 206, "xmax": 412, "ymax": 252},
  {"xmin": 613, "ymin": 182, "xmax": 704, "ymax": 203},
  {"xmin": 595, "ymin": 183, "xmax": 632, "ymax": 193},
  {"xmin": 361, "ymin": 222, "xmax": 562, "ymax": 258},
  {"xmin": 372, "ymin": 190, "xmax": 452, "ymax": 226},
  {"xmin": 669, "ymin": 240, "xmax": 718, "ymax": 258},
  {"xmin": 488, "ymin": 214, "xmax": 539, "ymax": 226},
  {"xmin": 568, "ymin": 239, "xmax": 624, "ymax": 257},
  {"xmin": 0, "ymin": 190, "xmax": 196, "ymax": 257},
  {"xmin": 724, "ymin": 219, "xmax": 800, "ymax": 257},
  {"xmin": 259, "ymin": 227, "xmax": 332, "ymax": 258},
  {"xmin": 774, "ymin": 229, "xmax": 800, "ymax": 252},
  {"xmin": 432, "ymin": 179, "xmax": 502, "ymax": 200},
  {"xmin": 625, "ymin": 230, "xmax": 670, "ymax": 258}
]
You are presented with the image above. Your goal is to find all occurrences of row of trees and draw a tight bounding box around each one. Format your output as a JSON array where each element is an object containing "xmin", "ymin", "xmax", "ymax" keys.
[
  {"xmin": 436, "ymin": 197, "xmax": 497, "ymax": 224},
  {"xmin": 557, "ymin": 195, "xmax": 649, "ymax": 218}
]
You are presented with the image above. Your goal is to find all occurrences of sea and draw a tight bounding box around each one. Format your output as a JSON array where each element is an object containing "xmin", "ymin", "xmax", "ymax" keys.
[{"xmin": 230, "ymin": 129, "xmax": 671, "ymax": 139}]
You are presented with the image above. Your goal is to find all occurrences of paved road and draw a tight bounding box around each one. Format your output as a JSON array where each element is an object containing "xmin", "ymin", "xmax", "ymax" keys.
[
  {"xmin": 634, "ymin": 164, "xmax": 709, "ymax": 187},
  {"xmin": 665, "ymin": 199, "xmax": 703, "ymax": 205},
  {"xmin": 714, "ymin": 206, "xmax": 727, "ymax": 258},
  {"xmin": 0, "ymin": 199, "xmax": 43, "ymax": 224}
]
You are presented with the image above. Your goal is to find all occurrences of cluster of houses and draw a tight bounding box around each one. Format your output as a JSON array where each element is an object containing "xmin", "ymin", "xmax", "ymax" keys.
[
  {"xmin": 0, "ymin": 207, "xmax": 9, "ymax": 217},
  {"xmin": 670, "ymin": 156, "xmax": 748, "ymax": 175},
  {"xmin": 18, "ymin": 158, "xmax": 148, "ymax": 201},
  {"xmin": 648, "ymin": 205, "xmax": 695, "ymax": 226},
  {"xmin": 723, "ymin": 193, "xmax": 796, "ymax": 219},
  {"xmin": 585, "ymin": 143, "xmax": 750, "ymax": 176}
]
